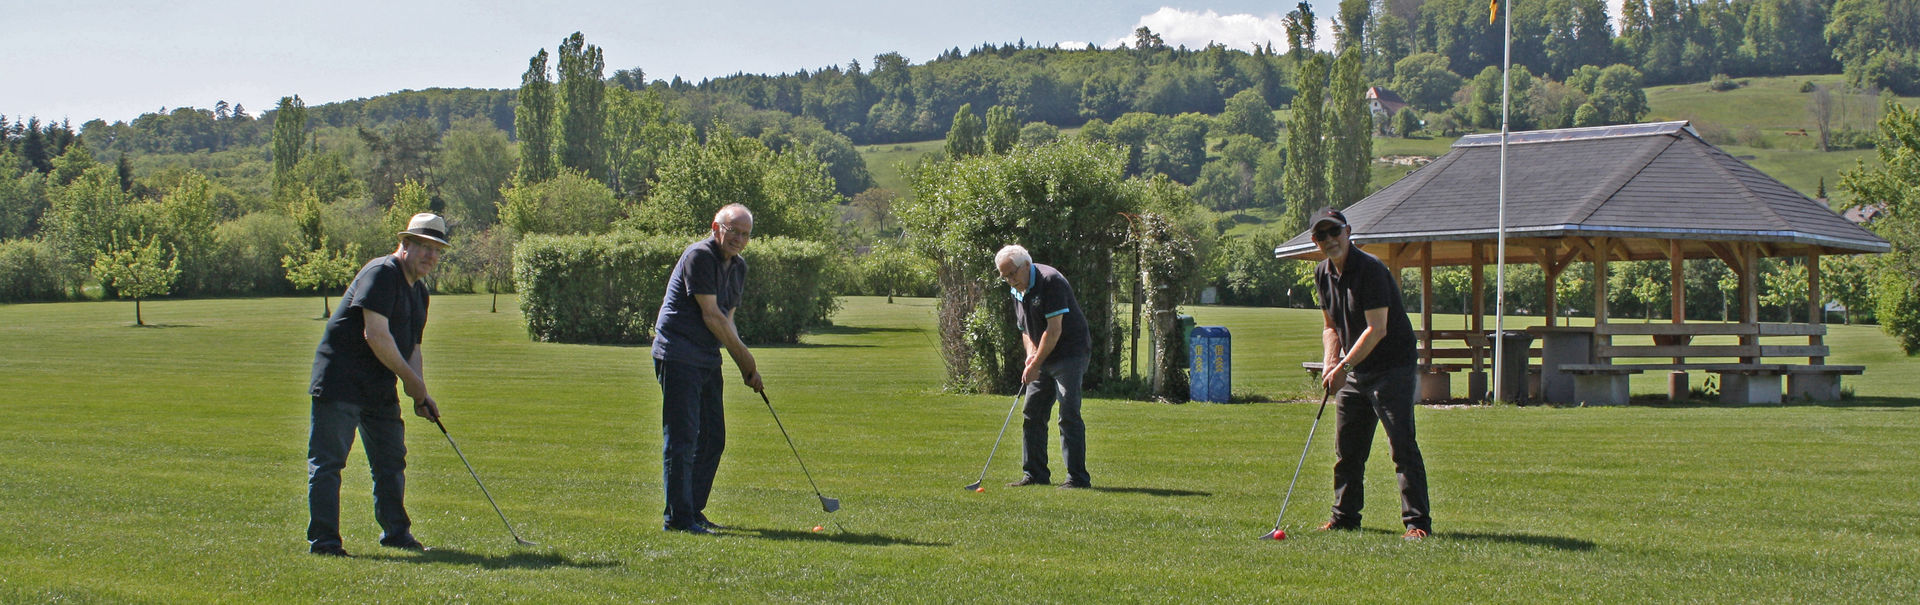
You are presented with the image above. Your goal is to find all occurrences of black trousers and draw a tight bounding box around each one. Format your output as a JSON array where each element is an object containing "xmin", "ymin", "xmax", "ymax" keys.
[
  {"xmin": 1330, "ymin": 362, "xmax": 1431, "ymax": 531},
  {"xmin": 657, "ymin": 358, "xmax": 726, "ymax": 529}
]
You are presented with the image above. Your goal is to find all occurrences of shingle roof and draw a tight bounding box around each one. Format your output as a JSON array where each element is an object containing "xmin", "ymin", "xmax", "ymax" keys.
[{"xmin": 1276, "ymin": 121, "xmax": 1889, "ymax": 264}]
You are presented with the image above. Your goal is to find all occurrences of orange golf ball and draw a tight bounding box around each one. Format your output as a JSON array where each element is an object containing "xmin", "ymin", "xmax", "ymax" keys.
[{"xmin": 812, "ymin": 525, "xmax": 823, "ymax": 532}]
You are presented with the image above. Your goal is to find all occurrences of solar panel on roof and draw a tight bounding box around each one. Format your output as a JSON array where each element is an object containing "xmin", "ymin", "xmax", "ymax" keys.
[{"xmin": 1453, "ymin": 121, "xmax": 1692, "ymax": 147}]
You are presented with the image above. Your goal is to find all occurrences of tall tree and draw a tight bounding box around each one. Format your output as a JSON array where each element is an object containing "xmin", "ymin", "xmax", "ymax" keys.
[
  {"xmin": 984, "ymin": 105, "xmax": 1019, "ymax": 155},
  {"xmin": 556, "ymin": 32, "xmax": 607, "ymax": 182},
  {"xmin": 1327, "ymin": 7, "xmax": 1373, "ymax": 208},
  {"xmin": 1282, "ymin": 54, "xmax": 1328, "ymax": 236},
  {"xmin": 1218, "ymin": 89, "xmax": 1278, "ymax": 141},
  {"xmin": 270, "ymin": 95, "xmax": 306, "ymax": 202},
  {"xmin": 436, "ymin": 118, "xmax": 517, "ymax": 226},
  {"xmin": 515, "ymin": 49, "xmax": 557, "ymax": 184},
  {"xmin": 945, "ymin": 103, "xmax": 985, "ymax": 159},
  {"xmin": 358, "ymin": 119, "xmax": 440, "ymax": 209}
]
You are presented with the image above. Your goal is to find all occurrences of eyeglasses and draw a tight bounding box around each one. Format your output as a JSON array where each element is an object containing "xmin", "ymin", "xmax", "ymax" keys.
[
  {"xmin": 1312, "ymin": 225, "xmax": 1345, "ymax": 241},
  {"xmin": 717, "ymin": 223, "xmax": 752, "ymax": 239}
]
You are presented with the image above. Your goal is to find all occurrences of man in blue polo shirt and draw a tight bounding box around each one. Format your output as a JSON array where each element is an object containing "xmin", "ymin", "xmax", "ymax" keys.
[
  {"xmin": 994, "ymin": 244, "xmax": 1093, "ymax": 489},
  {"xmin": 653, "ymin": 203, "xmax": 762, "ymax": 534},
  {"xmin": 306, "ymin": 213, "xmax": 449, "ymax": 557}
]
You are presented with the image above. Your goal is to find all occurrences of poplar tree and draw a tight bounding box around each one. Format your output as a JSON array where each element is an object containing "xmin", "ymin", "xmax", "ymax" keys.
[
  {"xmin": 945, "ymin": 104, "xmax": 984, "ymax": 159},
  {"xmin": 270, "ymin": 96, "xmax": 306, "ymax": 202},
  {"xmin": 516, "ymin": 49, "xmax": 557, "ymax": 184},
  {"xmin": 556, "ymin": 32, "xmax": 606, "ymax": 181},
  {"xmin": 1326, "ymin": 49, "xmax": 1372, "ymax": 206},
  {"xmin": 1282, "ymin": 54, "xmax": 1328, "ymax": 236}
]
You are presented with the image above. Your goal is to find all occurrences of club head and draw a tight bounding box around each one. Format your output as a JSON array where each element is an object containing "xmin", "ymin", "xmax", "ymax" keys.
[
  {"xmin": 819, "ymin": 496, "xmax": 841, "ymax": 513},
  {"xmin": 515, "ymin": 537, "xmax": 539, "ymax": 546},
  {"xmin": 1265, "ymin": 529, "xmax": 1287, "ymax": 541},
  {"xmin": 964, "ymin": 481, "xmax": 982, "ymax": 492}
]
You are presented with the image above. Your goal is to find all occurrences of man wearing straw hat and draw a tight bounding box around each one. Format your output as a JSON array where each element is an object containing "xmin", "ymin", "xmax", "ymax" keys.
[{"xmin": 305, "ymin": 213, "xmax": 451, "ymax": 557}]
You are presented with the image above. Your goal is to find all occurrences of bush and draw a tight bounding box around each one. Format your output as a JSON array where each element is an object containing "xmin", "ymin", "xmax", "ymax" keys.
[
  {"xmin": 0, "ymin": 239, "xmax": 73, "ymax": 302},
  {"xmin": 206, "ymin": 212, "xmax": 300, "ymax": 296},
  {"xmin": 514, "ymin": 232, "xmax": 837, "ymax": 345},
  {"xmin": 1707, "ymin": 74, "xmax": 1741, "ymax": 92},
  {"xmin": 1875, "ymin": 274, "xmax": 1920, "ymax": 355}
]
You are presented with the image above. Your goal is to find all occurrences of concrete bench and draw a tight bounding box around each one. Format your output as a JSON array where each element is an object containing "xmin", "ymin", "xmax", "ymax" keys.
[
  {"xmin": 1559, "ymin": 364, "xmax": 1645, "ymax": 405},
  {"xmin": 1784, "ymin": 365, "xmax": 1866, "ymax": 402}
]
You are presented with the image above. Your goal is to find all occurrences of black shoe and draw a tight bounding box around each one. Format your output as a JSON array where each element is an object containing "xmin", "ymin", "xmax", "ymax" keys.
[
  {"xmin": 379, "ymin": 535, "xmax": 429, "ymax": 551},
  {"xmin": 1006, "ymin": 477, "xmax": 1050, "ymax": 487},
  {"xmin": 695, "ymin": 514, "xmax": 727, "ymax": 530},
  {"xmin": 1058, "ymin": 479, "xmax": 1091, "ymax": 489},
  {"xmin": 664, "ymin": 523, "xmax": 717, "ymax": 535},
  {"xmin": 309, "ymin": 544, "xmax": 351, "ymax": 557}
]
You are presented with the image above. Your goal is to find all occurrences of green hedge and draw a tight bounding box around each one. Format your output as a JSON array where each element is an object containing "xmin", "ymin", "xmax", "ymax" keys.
[
  {"xmin": 0, "ymin": 239, "xmax": 73, "ymax": 303},
  {"xmin": 514, "ymin": 232, "xmax": 838, "ymax": 345}
]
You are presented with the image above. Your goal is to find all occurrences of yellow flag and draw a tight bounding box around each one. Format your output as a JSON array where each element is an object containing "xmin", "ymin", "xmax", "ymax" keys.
[{"xmin": 1489, "ymin": 0, "xmax": 1499, "ymax": 24}]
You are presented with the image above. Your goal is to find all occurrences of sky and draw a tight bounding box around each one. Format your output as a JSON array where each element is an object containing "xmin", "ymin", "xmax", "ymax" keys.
[{"xmin": 0, "ymin": 1, "xmax": 1628, "ymax": 126}]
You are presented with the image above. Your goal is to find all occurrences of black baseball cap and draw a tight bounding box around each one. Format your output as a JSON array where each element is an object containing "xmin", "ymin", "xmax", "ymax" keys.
[{"xmin": 1311, "ymin": 207, "xmax": 1347, "ymax": 229}]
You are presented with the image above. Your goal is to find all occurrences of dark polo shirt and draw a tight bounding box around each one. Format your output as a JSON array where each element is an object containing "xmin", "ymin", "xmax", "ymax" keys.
[
  {"xmin": 1011, "ymin": 262, "xmax": 1090, "ymax": 361},
  {"xmin": 310, "ymin": 255, "xmax": 428, "ymax": 405},
  {"xmin": 1314, "ymin": 245, "xmax": 1417, "ymax": 373},
  {"xmin": 652, "ymin": 237, "xmax": 748, "ymax": 369}
]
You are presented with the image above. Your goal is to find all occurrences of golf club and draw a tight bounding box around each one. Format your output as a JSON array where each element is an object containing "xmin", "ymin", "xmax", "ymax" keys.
[
  {"xmin": 1261, "ymin": 386, "xmax": 1333, "ymax": 541},
  {"xmin": 756, "ymin": 390, "xmax": 841, "ymax": 513},
  {"xmin": 964, "ymin": 393, "xmax": 1024, "ymax": 492},
  {"xmin": 432, "ymin": 416, "xmax": 537, "ymax": 546}
]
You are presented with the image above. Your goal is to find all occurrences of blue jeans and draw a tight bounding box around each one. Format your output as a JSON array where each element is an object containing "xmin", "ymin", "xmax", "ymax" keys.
[
  {"xmin": 307, "ymin": 397, "xmax": 411, "ymax": 549},
  {"xmin": 1330, "ymin": 362, "xmax": 1431, "ymax": 531},
  {"xmin": 657, "ymin": 358, "xmax": 726, "ymax": 528},
  {"xmin": 1020, "ymin": 355, "xmax": 1091, "ymax": 485}
]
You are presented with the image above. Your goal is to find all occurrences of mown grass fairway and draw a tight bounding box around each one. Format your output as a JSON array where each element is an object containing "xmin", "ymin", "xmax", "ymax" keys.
[{"xmin": 2, "ymin": 295, "xmax": 1917, "ymax": 602}]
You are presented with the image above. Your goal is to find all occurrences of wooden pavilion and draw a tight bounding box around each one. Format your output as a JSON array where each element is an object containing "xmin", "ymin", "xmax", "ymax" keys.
[{"xmin": 1276, "ymin": 122, "xmax": 1889, "ymax": 404}]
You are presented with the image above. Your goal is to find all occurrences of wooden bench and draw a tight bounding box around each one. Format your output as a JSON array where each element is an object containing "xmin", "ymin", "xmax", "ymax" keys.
[{"xmin": 1555, "ymin": 323, "xmax": 1863, "ymax": 404}]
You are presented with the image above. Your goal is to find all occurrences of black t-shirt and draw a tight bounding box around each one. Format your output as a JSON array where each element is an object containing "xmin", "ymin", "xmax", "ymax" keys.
[
  {"xmin": 1011, "ymin": 263, "xmax": 1090, "ymax": 361},
  {"xmin": 310, "ymin": 255, "xmax": 429, "ymax": 404},
  {"xmin": 652, "ymin": 237, "xmax": 748, "ymax": 368},
  {"xmin": 1314, "ymin": 246, "xmax": 1417, "ymax": 372}
]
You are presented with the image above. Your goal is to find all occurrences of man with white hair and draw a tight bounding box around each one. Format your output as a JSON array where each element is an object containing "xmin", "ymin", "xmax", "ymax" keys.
[
  {"xmin": 652, "ymin": 203, "xmax": 762, "ymax": 534},
  {"xmin": 994, "ymin": 244, "xmax": 1092, "ymax": 489}
]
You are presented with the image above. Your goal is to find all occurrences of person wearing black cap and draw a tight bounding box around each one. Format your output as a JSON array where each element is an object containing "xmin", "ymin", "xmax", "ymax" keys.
[
  {"xmin": 305, "ymin": 212, "xmax": 450, "ymax": 556},
  {"xmin": 1309, "ymin": 207, "xmax": 1432, "ymax": 540}
]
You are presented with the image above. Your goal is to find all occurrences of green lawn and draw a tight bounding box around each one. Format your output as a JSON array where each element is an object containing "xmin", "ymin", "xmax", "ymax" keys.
[{"xmin": 2, "ymin": 295, "xmax": 1916, "ymax": 601}]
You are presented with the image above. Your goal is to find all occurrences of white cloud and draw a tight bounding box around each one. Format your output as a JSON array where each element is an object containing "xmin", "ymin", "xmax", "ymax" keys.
[{"xmin": 1105, "ymin": 7, "xmax": 1336, "ymax": 54}]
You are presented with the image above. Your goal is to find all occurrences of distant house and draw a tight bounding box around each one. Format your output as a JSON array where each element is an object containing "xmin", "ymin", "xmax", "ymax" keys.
[
  {"xmin": 1842, "ymin": 202, "xmax": 1886, "ymax": 225},
  {"xmin": 1367, "ymin": 87, "xmax": 1409, "ymax": 133}
]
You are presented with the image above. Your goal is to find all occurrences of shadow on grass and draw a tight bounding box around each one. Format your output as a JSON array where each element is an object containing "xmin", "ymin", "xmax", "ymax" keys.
[
  {"xmin": 364, "ymin": 546, "xmax": 623, "ymax": 569},
  {"xmin": 1442, "ymin": 531, "xmax": 1597, "ymax": 551},
  {"xmin": 732, "ymin": 526, "xmax": 950, "ymax": 547},
  {"xmin": 130, "ymin": 323, "xmax": 198, "ymax": 329},
  {"xmin": 1559, "ymin": 396, "xmax": 1920, "ymax": 410},
  {"xmin": 1089, "ymin": 486, "xmax": 1210, "ymax": 497}
]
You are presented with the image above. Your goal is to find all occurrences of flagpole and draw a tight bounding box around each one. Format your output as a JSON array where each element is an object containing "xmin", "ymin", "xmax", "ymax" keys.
[{"xmin": 1494, "ymin": 0, "xmax": 1512, "ymax": 403}]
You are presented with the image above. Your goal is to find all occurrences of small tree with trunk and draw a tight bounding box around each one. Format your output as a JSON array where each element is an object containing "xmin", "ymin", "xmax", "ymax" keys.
[
  {"xmin": 282, "ymin": 237, "xmax": 364, "ymax": 318},
  {"xmin": 91, "ymin": 234, "xmax": 180, "ymax": 326}
]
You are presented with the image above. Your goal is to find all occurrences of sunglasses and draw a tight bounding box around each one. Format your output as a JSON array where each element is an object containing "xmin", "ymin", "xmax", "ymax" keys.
[{"xmin": 1312, "ymin": 225, "xmax": 1344, "ymax": 241}]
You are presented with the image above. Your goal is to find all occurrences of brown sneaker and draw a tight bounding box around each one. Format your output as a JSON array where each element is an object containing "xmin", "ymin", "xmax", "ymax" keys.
[
  {"xmin": 1402, "ymin": 528, "xmax": 1430, "ymax": 541},
  {"xmin": 1006, "ymin": 477, "xmax": 1050, "ymax": 487},
  {"xmin": 1317, "ymin": 520, "xmax": 1358, "ymax": 532}
]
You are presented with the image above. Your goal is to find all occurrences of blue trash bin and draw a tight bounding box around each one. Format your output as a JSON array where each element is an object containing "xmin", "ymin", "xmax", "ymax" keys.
[
  {"xmin": 1202, "ymin": 327, "xmax": 1231, "ymax": 402},
  {"xmin": 1188, "ymin": 325, "xmax": 1210, "ymax": 402}
]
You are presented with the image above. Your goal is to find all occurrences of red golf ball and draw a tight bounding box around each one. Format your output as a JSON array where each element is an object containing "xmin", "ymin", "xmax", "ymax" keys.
[
  {"xmin": 1272, "ymin": 529, "xmax": 1288, "ymax": 540},
  {"xmin": 974, "ymin": 487, "xmax": 985, "ymax": 493}
]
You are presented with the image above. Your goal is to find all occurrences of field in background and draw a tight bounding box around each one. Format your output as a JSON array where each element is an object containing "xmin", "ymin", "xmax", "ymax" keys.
[{"xmin": 1, "ymin": 295, "xmax": 1915, "ymax": 601}]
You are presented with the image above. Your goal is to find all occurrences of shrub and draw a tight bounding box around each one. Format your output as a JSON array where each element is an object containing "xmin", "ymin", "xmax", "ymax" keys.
[
  {"xmin": 206, "ymin": 212, "xmax": 300, "ymax": 295},
  {"xmin": 1707, "ymin": 74, "xmax": 1741, "ymax": 92},
  {"xmin": 1875, "ymin": 273, "xmax": 1920, "ymax": 355},
  {"xmin": 514, "ymin": 232, "xmax": 837, "ymax": 345},
  {"xmin": 0, "ymin": 238, "xmax": 73, "ymax": 302}
]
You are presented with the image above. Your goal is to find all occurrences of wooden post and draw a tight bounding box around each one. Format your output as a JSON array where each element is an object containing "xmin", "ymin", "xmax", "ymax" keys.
[
  {"xmin": 1422, "ymin": 243, "xmax": 1434, "ymax": 368},
  {"xmin": 1540, "ymin": 244, "xmax": 1560, "ymax": 327},
  {"xmin": 1739, "ymin": 244, "xmax": 1758, "ymax": 364},
  {"xmin": 1809, "ymin": 252, "xmax": 1824, "ymax": 365},
  {"xmin": 1593, "ymin": 237, "xmax": 1610, "ymax": 363},
  {"xmin": 1669, "ymin": 239, "xmax": 1688, "ymax": 400}
]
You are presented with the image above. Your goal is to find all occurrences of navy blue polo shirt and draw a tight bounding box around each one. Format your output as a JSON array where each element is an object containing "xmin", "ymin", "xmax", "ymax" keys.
[
  {"xmin": 652, "ymin": 237, "xmax": 748, "ymax": 368},
  {"xmin": 310, "ymin": 255, "xmax": 429, "ymax": 405},
  {"xmin": 1314, "ymin": 245, "xmax": 1417, "ymax": 372},
  {"xmin": 1010, "ymin": 263, "xmax": 1090, "ymax": 361}
]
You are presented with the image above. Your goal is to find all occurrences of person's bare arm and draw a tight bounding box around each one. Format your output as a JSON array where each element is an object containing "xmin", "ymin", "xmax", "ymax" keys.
[
  {"xmin": 364, "ymin": 309, "xmax": 437, "ymax": 418},
  {"xmin": 696, "ymin": 294, "xmax": 761, "ymax": 392}
]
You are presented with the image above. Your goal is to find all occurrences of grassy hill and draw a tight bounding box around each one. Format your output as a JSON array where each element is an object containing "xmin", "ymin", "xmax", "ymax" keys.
[{"xmin": 1, "ymin": 295, "xmax": 1916, "ymax": 601}]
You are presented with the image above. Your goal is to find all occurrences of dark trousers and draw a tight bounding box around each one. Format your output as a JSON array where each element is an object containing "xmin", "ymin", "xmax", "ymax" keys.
[
  {"xmin": 1020, "ymin": 355, "xmax": 1091, "ymax": 485},
  {"xmin": 307, "ymin": 396, "xmax": 411, "ymax": 549},
  {"xmin": 1330, "ymin": 362, "xmax": 1432, "ymax": 531},
  {"xmin": 657, "ymin": 358, "xmax": 726, "ymax": 528}
]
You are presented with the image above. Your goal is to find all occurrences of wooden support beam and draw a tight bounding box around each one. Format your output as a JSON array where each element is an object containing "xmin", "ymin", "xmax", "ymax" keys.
[
  {"xmin": 1809, "ymin": 252, "xmax": 1824, "ymax": 365},
  {"xmin": 1593, "ymin": 237, "xmax": 1611, "ymax": 362},
  {"xmin": 1539, "ymin": 244, "xmax": 1560, "ymax": 326},
  {"xmin": 1706, "ymin": 242, "xmax": 1742, "ymax": 275},
  {"xmin": 1422, "ymin": 243, "xmax": 1434, "ymax": 367}
]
